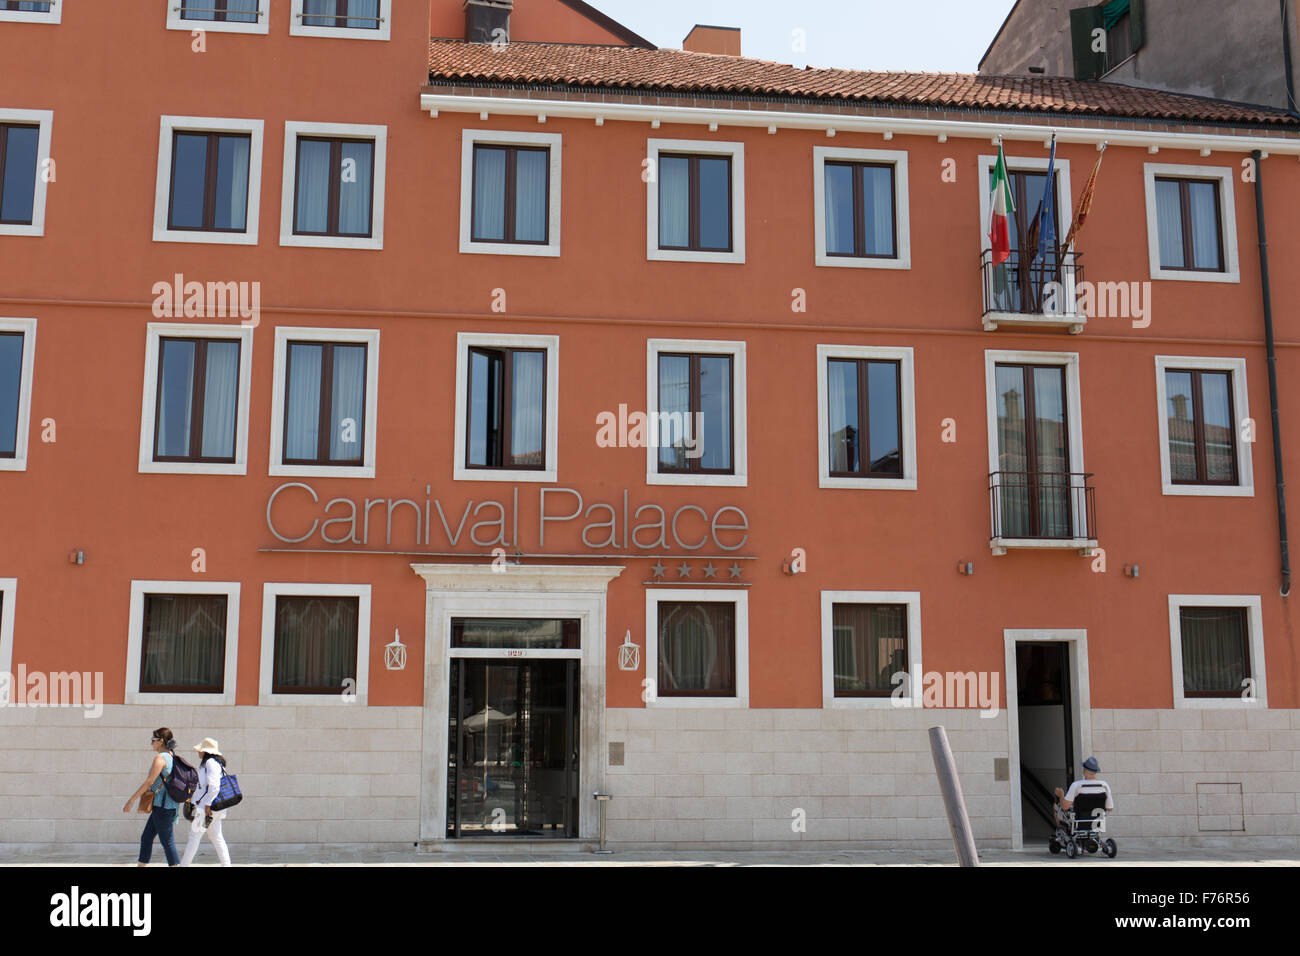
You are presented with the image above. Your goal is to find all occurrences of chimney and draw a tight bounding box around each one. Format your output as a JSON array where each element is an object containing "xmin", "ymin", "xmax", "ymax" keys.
[
  {"xmin": 683, "ymin": 24, "xmax": 741, "ymax": 56},
  {"xmin": 465, "ymin": 0, "xmax": 512, "ymax": 44}
]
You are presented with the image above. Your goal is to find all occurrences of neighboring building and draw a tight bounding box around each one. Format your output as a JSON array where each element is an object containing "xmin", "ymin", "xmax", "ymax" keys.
[
  {"xmin": 1, "ymin": 0, "xmax": 1298, "ymax": 854},
  {"xmin": 980, "ymin": 0, "xmax": 1300, "ymax": 112}
]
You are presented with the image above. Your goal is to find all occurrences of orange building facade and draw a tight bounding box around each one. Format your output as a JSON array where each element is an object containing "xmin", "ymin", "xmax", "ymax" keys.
[{"xmin": 1, "ymin": 0, "xmax": 1298, "ymax": 851}]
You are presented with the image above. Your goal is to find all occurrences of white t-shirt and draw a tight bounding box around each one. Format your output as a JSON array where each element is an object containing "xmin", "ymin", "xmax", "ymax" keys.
[
  {"xmin": 1064, "ymin": 778, "xmax": 1114, "ymax": 810},
  {"xmin": 192, "ymin": 757, "xmax": 224, "ymax": 808}
]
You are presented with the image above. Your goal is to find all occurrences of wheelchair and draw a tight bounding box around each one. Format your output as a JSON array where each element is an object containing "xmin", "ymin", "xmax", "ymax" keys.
[{"xmin": 1049, "ymin": 791, "xmax": 1117, "ymax": 859}]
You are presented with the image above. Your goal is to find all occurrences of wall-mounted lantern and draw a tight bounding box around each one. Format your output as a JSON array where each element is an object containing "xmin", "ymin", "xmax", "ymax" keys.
[
  {"xmin": 617, "ymin": 630, "xmax": 640, "ymax": 672},
  {"xmin": 385, "ymin": 629, "xmax": 407, "ymax": 671}
]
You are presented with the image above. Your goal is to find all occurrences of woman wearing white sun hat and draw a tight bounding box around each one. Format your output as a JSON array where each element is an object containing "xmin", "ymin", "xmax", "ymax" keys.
[{"xmin": 180, "ymin": 738, "xmax": 232, "ymax": 866}]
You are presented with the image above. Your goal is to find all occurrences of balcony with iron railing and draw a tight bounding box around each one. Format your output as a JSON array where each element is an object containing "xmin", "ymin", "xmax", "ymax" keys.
[
  {"xmin": 989, "ymin": 471, "xmax": 1098, "ymax": 555},
  {"xmin": 981, "ymin": 249, "xmax": 1087, "ymax": 334}
]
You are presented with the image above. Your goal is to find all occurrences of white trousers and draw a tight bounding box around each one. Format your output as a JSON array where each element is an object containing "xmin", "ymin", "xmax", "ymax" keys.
[{"xmin": 180, "ymin": 808, "xmax": 231, "ymax": 866}]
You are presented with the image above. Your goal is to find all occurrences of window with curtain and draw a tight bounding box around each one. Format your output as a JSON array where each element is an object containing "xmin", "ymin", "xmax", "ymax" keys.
[
  {"xmin": 293, "ymin": 136, "xmax": 375, "ymax": 237},
  {"xmin": 1154, "ymin": 177, "xmax": 1223, "ymax": 272},
  {"xmin": 657, "ymin": 352, "xmax": 732, "ymax": 473},
  {"xmin": 181, "ymin": 0, "xmax": 260, "ymax": 23},
  {"xmin": 824, "ymin": 161, "xmax": 896, "ymax": 258},
  {"xmin": 995, "ymin": 363, "xmax": 1071, "ymax": 538},
  {"xmin": 0, "ymin": 123, "xmax": 40, "ymax": 225},
  {"xmin": 1164, "ymin": 368, "xmax": 1237, "ymax": 484},
  {"xmin": 1179, "ymin": 606, "xmax": 1250, "ymax": 697},
  {"xmin": 302, "ymin": 0, "xmax": 380, "ymax": 29},
  {"xmin": 283, "ymin": 341, "xmax": 367, "ymax": 466},
  {"xmin": 0, "ymin": 2, "xmax": 54, "ymax": 11},
  {"xmin": 658, "ymin": 601, "xmax": 736, "ymax": 696},
  {"xmin": 140, "ymin": 594, "xmax": 227, "ymax": 693},
  {"xmin": 471, "ymin": 144, "xmax": 549, "ymax": 244},
  {"xmin": 154, "ymin": 337, "xmax": 241, "ymax": 463},
  {"xmin": 0, "ymin": 331, "xmax": 23, "ymax": 457},
  {"xmin": 272, "ymin": 595, "xmax": 359, "ymax": 694},
  {"xmin": 832, "ymin": 603, "xmax": 908, "ymax": 697},
  {"xmin": 466, "ymin": 346, "xmax": 546, "ymax": 469},
  {"xmin": 168, "ymin": 131, "xmax": 251, "ymax": 233},
  {"xmin": 658, "ymin": 153, "xmax": 732, "ymax": 252},
  {"xmin": 826, "ymin": 358, "xmax": 902, "ymax": 477}
]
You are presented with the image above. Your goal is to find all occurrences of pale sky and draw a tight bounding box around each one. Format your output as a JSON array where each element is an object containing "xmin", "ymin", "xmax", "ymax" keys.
[{"xmin": 585, "ymin": 0, "xmax": 1019, "ymax": 73}]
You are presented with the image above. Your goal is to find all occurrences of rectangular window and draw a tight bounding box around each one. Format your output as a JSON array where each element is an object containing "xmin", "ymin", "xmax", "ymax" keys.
[
  {"xmin": 0, "ymin": 1, "xmax": 59, "ymax": 22},
  {"xmin": 282, "ymin": 340, "xmax": 368, "ymax": 467},
  {"xmin": 271, "ymin": 594, "xmax": 359, "ymax": 695},
  {"xmin": 293, "ymin": 136, "xmax": 374, "ymax": 238},
  {"xmin": 657, "ymin": 352, "xmax": 733, "ymax": 474},
  {"xmin": 466, "ymin": 346, "xmax": 547, "ymax": 470},
  {"xmin": 0, "ymin": 330, "xmax": 24, "ymax": 458},
  {"xmin": 0, "ymin": 123, "xmax": 39, "ymax": 226},
  {"xmin": 180, "ymin": 0, "xmax": 260, "ymax": 22},
  {"xmin": 831, "ymin": 603, "xmax": 908, "ymax": 698},
  {"xmin": 302, "ymin": 0, "xmax": 379, "ymax": 29},
  {"xmin": 0, "ymin": 2, "xmax": 53, "ymax": 10},
  {"xmin": 1154, "ymin": 177, "xmax": 1223, "ymax": 272},
  {"xmin": 994, "ymin": 362, "xmax": 1071, "ymax": 538},
  {"xmin": 167, "ymin": 131, "xmax": 251, "ymax": 233},
  {"xmin": 826, "ymin": 358, "xmax": 902, "ymax": 478},
  {"xmin": 1164, "ymin": 368, "xmax": 1237, "ymax": 485},
  {"xmin": 471, "ymin": 144, "xmax": 549, "ymax": 244},
  {"xmin": 1179, "ymin": 606, "xmax": 1250, "ymax": 698},
  {"xmin": 824, "ymin": 161, "xmax": 896, "ymax": 258},
  {"xmin": 139, "ymin": 593, "xmax": 228, "ymax": 694},
  {"xmin": 656, "ymin": 601, "xmax": 736, "ymax": 698},
  {"xmin": 153, "ymin": 337, "xmax": 242, "ymax": 463},
  {"xmin": 658, "ymin": 153, "xmax": 732, "ymax": 252},
  {"xmin": 451, "ymin": 618, "xmax": 580, "ymax": 650}
]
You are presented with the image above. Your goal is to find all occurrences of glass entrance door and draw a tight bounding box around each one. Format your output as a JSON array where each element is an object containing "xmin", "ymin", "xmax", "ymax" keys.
[{"xmin": 447, "ymin": 657, "xmax": 579, "ymax": 838}]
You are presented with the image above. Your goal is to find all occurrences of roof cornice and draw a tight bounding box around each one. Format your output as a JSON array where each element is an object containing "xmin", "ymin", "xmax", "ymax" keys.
[{"xmin": 419, "ymin": 91, "xmax": 1300, "ymax": 155}]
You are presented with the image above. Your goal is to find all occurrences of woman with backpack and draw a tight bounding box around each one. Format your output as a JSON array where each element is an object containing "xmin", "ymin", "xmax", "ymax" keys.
[
  {"xmin": 180, "ymin": 737, "xmax": 232, "ymax": 866},
  {"xmin": 122, "ymin": 726, "xmax": 181, "ymax": 866}
]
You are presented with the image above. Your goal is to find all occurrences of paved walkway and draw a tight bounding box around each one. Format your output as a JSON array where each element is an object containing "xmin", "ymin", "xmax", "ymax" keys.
[{"xmin": 6, "ymin": 844, "xmax": 1299, "ymax": 866}]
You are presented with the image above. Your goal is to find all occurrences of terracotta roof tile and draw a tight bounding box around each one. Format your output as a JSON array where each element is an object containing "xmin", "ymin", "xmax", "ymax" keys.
[{"xmin": 427, "ymin": 39, "xmax": 1298, "ymax": 127}]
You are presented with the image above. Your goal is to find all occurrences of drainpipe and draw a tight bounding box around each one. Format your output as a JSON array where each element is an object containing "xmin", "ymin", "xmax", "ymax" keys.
[{"xmin": 1251, "ymin": 150, "xmax": 1292, "ymax": 597}]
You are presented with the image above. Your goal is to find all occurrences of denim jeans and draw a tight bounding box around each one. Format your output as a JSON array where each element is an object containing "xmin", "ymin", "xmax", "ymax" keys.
[{"xmin": 138, "ymin": 805, "xmax": 179, "ymax": 865}]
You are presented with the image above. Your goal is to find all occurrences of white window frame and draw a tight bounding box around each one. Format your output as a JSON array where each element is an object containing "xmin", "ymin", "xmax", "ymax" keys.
[
  {"xmin": 1168, "ymin": 594, "xmax": 1267, "ymax": 708},
  {"xmin": 816, "ymin": 344, "xmax": 916, "ymax": 490},
  {"xmin": 452, "ymin": 331, "xmax": 559, "ymax": 483},
  {"xmin": 279, "ymin": 121, "xmax": 386, "ymax": 250},
  {"xmin": 821, "ymin": 590, "xmax": 922, "ymax": 709},
  {"xmin": 289, "ymin": 0, "xmax": 390, "ymax": 41},
  {"xmin": 0, "ymin": 317, "xmax": 36, "ymax": 472},
  {"xmin": 126, "ymin": 580, "xmax": 240, "ymax": 706},
  {"xmin": 1143, "ymin": 163, "xmax": 1240, "ymax": 283},
  {"xmin": 260, "ymin": 582, "xmax": 371, "ymax": 705},
  {"xmin": 645, "ymin": 588, "xmax": 748, "ymax": 708},
  {"xmin": 165, "ymin": 0, "xmax": 269, "ymax": 34},
  {"xmin": 646, "ymin": 338, "xmax": 747, "ymax": 487},
  {"xmin": 0, "ymin": 109, "xmax": 53, "ymax": 237},
  {"xmin": 152, "ymin": 116, "xmax": 264, "ymax": 244},
  {"xmin": 269, "ymin": 326, "xmax": 380, "ymax": 479},
  {"xmin": 0, "ymin": 578, "xmax": 16, "ymax": 685},
  {"xmin": 813, "ymin": 146, "xmax": 910, "ymax": 269},
  {"xmin": 0, "ymin": 1, "xmax": 59, "ymax": 23},
  {"xmin": 984, "ymin": 349, "xmax": 1092, "ymax": 553},
  {"xmin": 1153, "ymin": 355, "xmax": 1253, "ymax": 497},
  {"xmin": 458, "ymin": 129, "xmax": 562, "ymax": 257},
  {"xmin": 646, "ymin": 138, "xmax": 745, "ymax": 264},
  {"xmin": 138, "ymin": 322, "xmax": 254, "ymax": 475}
]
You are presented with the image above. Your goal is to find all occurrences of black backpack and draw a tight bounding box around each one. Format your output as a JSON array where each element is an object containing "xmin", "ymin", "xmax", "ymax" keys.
[{"xmin": 162, "ymin": 752, "xmax": 199, "ymax": 803}]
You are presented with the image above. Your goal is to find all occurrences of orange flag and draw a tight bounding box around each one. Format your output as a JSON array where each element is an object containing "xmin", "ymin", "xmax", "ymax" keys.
[{"xmin": 1064, "ymin": 145, "xmax": 1106, "ymax": 249}]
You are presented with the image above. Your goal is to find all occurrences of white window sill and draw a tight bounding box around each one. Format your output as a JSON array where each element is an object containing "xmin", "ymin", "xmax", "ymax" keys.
[
  {"xmin": 1162, "ymin": 483, "xmax": 1253, "ymax": 497},
  {"xmin": 649, "ymin": 248, "xmax": 744, "ymax": 265},
  {"xmin": 280, "ymin": 233, "xmax": 382, "ymax": 251},
  {"xmin": 153, "ymin": 228, "xmax": 259, "ymax": 246},
  {"xmin": 270, "ymin": 463, "xmax": 375, "ymax": 480},
  {"xmin": 167, "ymin": 17, "xmax": 269, "ymax": 35},
  {"xmin": 139, "ymin": 461, "xmax": 248, "ymax": 476},
  {"xmin": 1150, "ymin": 267, "xmax": 1239, "ymax": 284},
  {"xmin": 991, "ymin": 537, "xmax": 1097, "ymax": 557},
  {"xmin": 824, "ymin": 697, "xmax": 919, "ymax": 709},
  {"xmin": 454, "ymin": 467, "xmax": 557, "ymax": 484},
  {"xmin": 460, "ymin": 239, "xmax": 560, "ymax": 258},
  {"xmin": 258, "ymin": 693, "xmax": 368, "ymax": 706},
  {"xmin": 1173, "ymin": 696, "xmax": 1264, "ymax": 710},
  {"xmin": 126, "ymin": 691, "xmax": 235, "ymax": 707},
  {"xmin": 290, "ymin": 24, "xmax": 388, "ymax": 41},
  {"xmin": 0, "ymin": 459, "xmax": 29, "ymax": 472},
  {"xmin": 647, "ymin": 697, "xmax": 749, "ymax": 709},
  {"xmin": 647, "ymin": 472, "xmax": 748, "ymax": 488},
  {"xmin": 819, "ymin": 476, "xmax": 917, "ymax": 491},
  {"xmin": 815, "ymin": 254, "xmax": 909, "ymax": 270},
  {"xmin": 982, "ymin": 311, "xmax": 1086, "ymax": 334},
  {"xmin": 0, "ymin": 223, "xmax": 43, "ymax": 238}
]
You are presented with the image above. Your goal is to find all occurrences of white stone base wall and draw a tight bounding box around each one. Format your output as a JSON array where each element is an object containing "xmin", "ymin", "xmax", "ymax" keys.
[
  {"xmin": 1, "ymin": 704, "xmax": 1297, "ymax": 853},
  {"xmin": 0, "ymin": 705, "xmax": 423, "ymax": 851}
]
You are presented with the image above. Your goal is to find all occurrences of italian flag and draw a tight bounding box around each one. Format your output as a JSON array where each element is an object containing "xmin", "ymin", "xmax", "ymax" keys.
[{"xmin": 989, "ymin": 142, "xmax": 1015, "ymax": 266}]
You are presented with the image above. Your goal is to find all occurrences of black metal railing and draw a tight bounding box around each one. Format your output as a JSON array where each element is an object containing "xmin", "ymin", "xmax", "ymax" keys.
[
  {"xmin": 989, "ymin": 471, "xmax": 1096, "ymax": 541},
  {"xmin": 981, "ymin": 249, "xmax": 1083, "ymax": 317}
]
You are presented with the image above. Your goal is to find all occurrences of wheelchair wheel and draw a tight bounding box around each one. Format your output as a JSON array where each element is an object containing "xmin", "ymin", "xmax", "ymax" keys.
[
  {"xmin": 1049, "ymin": 838, "xmax": 1061, "ymax": 855},
  {"xmin": 1065, "ymin": 839, "xmax": 1078, "ymax": 859},
  {"xmin": 1102, "ymin": 839, "xmax": 1117, "ymax": 859},
  {"xmin": 1086, "ymin": 839, "xmax": 1099, "ymax": 854}
]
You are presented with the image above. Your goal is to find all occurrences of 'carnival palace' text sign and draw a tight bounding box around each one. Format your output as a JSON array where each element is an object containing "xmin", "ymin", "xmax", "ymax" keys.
[{"xmin": 266, "ymin": 483, "xmax": 750, "ymax": 552}]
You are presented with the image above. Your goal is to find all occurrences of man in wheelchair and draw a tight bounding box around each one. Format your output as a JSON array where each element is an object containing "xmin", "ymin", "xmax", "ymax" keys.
[{"xmin": 1050, "ymin": 756, "xmax": 1117, "ymax": 858}]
